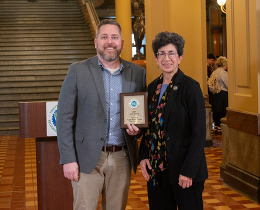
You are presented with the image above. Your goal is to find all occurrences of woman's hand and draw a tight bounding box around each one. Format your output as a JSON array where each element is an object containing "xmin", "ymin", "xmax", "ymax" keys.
[
  {"xmin": 140, "ymin": 159, "xmax": 152, "ymax": 181},
  {"xmin": 126, "ymin": 124, "xmax": 140, "ymax": 136},
  {"xmin": 178, "ymin": 174, "xmax": 192, "ymax": 189}
]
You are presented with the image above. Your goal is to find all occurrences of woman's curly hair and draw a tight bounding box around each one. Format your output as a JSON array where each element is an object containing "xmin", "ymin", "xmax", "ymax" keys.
[
  {"xmin": 215, "ymin": 56, "xmax": 227, "ymax": 67},
  {"xmin": 152, "ymin": 31, "xmax": 185, "ymax": 57}
]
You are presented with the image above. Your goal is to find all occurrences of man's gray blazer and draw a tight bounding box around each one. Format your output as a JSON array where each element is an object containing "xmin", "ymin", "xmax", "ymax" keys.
[{"xmin": 57, "ymin": 56, "xmax": 147, "ymax": 174}]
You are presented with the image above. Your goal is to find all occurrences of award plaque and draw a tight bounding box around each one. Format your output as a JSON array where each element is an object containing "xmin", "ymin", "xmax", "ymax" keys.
[{"xmin": 120, "ymin": 92, "xmax": 148, "ymax": 129}]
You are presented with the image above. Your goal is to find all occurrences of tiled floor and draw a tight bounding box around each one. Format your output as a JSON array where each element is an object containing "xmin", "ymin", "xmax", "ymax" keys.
[{"xmin": 0, "ymin": 135, "xmax": 260, "ymax": 210}]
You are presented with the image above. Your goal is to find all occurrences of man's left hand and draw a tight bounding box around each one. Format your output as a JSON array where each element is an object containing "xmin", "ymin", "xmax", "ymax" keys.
[{"xmin": 126, "ymin": 124, "xmax": 140, "ymax": 136}]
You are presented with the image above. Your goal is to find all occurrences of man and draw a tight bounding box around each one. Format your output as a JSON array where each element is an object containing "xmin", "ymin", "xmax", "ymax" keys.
[
  {"xmin": 207, "ymin": 53, "xmax": 216, "ymax": 105},
  {"xmin": 57, "ymin": 19, "xmax": 146, "ymax": 210},
  {"xmin": 207, "ymin": 53, "xmax": 216, "ymax": 78}
]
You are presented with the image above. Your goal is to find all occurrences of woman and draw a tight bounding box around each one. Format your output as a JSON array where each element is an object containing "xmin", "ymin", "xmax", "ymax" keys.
[
  {"xmin": 210, "ymin": 56, "xmax": 228, "ymax": 133},
  {"xmin": 139, "ymin": 31, "xmax": 208, "ymax": 210}
]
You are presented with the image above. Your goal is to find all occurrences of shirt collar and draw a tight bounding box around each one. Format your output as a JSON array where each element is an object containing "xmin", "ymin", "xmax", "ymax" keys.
[{"xmin": 98, "ymin": 58, "xmax": 124, "ymax": 72}]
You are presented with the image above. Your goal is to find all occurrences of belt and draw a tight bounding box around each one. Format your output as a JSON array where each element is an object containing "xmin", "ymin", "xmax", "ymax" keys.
[{"xmin": 102, "ymin": 145, "xmax": 126, "ymax": 152}]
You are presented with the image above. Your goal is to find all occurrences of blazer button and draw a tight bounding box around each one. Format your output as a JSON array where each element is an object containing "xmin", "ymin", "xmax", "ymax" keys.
[{"xmin": 100, "ymin": 138, "xmax": 104, "ymax": 141}]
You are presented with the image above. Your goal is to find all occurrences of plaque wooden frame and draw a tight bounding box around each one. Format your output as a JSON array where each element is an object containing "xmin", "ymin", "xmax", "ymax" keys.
[{"xmin": 120, "ymin": 92, "xmax": 148, "ymax": 129}]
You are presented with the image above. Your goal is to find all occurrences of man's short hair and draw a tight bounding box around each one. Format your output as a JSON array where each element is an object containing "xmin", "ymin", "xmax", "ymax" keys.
[
  {"xmin": 207, "ymin": 53, "xmax": 216, "ymax": 60},
  {"xmin": 96, "ymin": 19, "xmax": 122, "ymax": 37}
]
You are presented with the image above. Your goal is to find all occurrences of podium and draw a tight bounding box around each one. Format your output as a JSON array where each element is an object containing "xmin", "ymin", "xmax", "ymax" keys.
[{"xmin": 19, "ymin": 102, "xmax": 73, "ymax": 210}]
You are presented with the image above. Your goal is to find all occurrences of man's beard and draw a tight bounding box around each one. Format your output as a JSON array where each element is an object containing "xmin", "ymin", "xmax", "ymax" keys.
[{"xmin": 97, "ymin": 45, "xmax": 122, "ymax": 62}]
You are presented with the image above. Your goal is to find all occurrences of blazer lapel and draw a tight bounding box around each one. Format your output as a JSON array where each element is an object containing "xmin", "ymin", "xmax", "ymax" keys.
[
  {"xmin": 121, "ymin": 60, "xmax": 132, "ymax": 93},
  {"xmin": 89, "ymin": 57, "xmax": 107, "ymax": 114},
  {"xmin": 164, "ymin": 70, "xmax": 185, "ymax": 125}
]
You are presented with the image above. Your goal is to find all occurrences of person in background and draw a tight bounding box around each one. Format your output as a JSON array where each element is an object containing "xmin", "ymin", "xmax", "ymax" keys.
[
  {"xmin": 210, "ymin": 56, "xmax": 228, "ymax": 134},
  {"xmin": 139, "ymin": 31, "xmax": 208, "ymax": 210},
  {"xmin": 207, "ymin": 53, "xmax": 216, "ymax": 132},
  {"xmin": 56, "ymin": 19, "xmax": 146, "ymax": 210},
  {"xmin": 207, "ymin": 53, "xmax": 216, "ymax": 106},
  {"xmin": 207, "ymin": 53, "xmax": 216, "ymax": 78}
]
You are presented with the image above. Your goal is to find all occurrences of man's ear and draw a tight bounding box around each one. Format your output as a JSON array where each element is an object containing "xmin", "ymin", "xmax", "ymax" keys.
[{"xmin": 94, "ymin": 38, "xmax": 97, "ymax": 49}]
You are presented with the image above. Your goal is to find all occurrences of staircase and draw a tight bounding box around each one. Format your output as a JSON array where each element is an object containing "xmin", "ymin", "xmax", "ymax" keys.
[{"xmin": 0, "ymin": 0, "xmax": 96, "ymax": 136}]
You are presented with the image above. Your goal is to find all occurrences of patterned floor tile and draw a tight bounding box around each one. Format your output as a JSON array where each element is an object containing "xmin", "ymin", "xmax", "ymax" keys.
[{"xmin": 0, "ymin": 135, "xmax": 260, "ymax": 210}]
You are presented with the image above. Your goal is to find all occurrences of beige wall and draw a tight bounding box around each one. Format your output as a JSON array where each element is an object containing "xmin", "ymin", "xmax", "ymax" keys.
[
  {"xmin": 145, "ymin": 0, "xmax": 170, "ymax": 84},
  {"xmin": 257, "ymin": 0, "xmax": 260, "ymax": 113},
  {"xmin": 145, "ymin": 0, "xmax": 207, "ymax": 94},
  {"xmin": 226, "ymin": 0, "xmax": 260, "ymax": 113}
]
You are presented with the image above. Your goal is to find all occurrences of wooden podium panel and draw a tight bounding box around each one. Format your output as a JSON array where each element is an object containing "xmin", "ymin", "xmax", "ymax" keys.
[
  {"xmin": 19, "ymin": 102, "xmax": 73, "ymax": 210},
  {"xmin": 19, "ymin": 102, "xmax": 47, "ymax": 138},
  {"xmin": 36, "ymin": 137, "xmax": 73, "ymax": 210}
]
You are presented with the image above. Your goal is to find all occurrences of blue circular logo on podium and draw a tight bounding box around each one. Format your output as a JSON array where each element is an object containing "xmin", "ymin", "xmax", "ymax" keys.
[{"xmin": 52, "ymin": 110, "xmax": 57, "ymax": 126}]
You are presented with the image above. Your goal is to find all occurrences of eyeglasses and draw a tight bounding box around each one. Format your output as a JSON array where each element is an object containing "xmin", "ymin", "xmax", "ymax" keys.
[{"xmin": 156, "ymin": 51, "xmax": 178, "ymax": 59}]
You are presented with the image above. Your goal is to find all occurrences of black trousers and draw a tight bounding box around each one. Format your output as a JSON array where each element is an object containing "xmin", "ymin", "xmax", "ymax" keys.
[
  {"xmin": 211, "ymin": 90, "xmax": 228, "ymax": 127},
  {"xmin": 147, "ymin": 170, "xmax": 204, "ymax": 210},
  {"xmin": 213, "ymin": 112, "xmax": 226, "ymax": 127}
]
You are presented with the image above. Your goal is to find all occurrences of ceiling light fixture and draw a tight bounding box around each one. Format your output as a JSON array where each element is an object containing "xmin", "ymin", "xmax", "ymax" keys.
[{"xmin": 217, "ymin": 0, "xmax": 226, "ymax": 13}]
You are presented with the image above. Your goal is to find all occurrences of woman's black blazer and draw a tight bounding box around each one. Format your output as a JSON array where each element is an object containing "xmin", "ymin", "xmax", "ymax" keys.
[{"xmin": 139, "ymin": 69, "xmax": 208, "ymax": 184}]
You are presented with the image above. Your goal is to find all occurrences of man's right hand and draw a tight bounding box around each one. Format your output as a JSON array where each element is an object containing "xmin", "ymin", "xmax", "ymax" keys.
[
  {"xmin": 63, "ymin": 162, "xmax": 79, "ymax": 182},
  {"xmin": 140, "ymin": 159, "xmax": 152, "ymax": 182}
]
